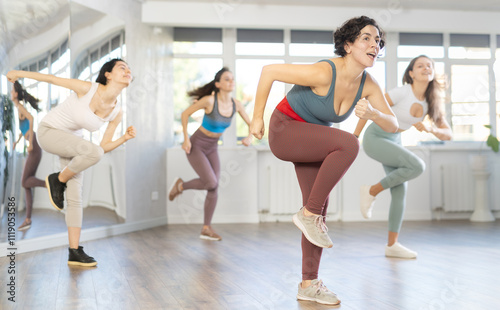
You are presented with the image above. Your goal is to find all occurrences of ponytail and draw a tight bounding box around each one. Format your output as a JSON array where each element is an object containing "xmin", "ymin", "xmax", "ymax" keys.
[
  {"xmin": 187, "ymin": 67, "xmax": 230, "ymax": 101},
  {"xmin": 14, "ymin": 81, "xmax": 41, "ymax": 112}
]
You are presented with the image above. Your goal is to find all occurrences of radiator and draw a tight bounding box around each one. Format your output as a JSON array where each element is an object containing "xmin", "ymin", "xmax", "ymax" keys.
[
  {"xmin": 267, "ymin": 162, "xmax": 339, "ymax": 215},
  {"xmin": 268, "ymin": 163, "xmax": 303, "ymax": 214},
  {"xmin": 441, "ymin": 163, "xmax": 474, "ymax": 212}
]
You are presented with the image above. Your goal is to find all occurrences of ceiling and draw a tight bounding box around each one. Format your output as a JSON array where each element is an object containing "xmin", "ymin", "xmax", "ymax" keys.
[
  {"xmin": 151, "ymin": 0, "xmax": 500, "ymax": 11},
  {"xmin": 0, "ymin": 0, "xmax": 69, "ymax": 56},
  {"xmin": 1, "ymin": 0, "xmax": 500, "ymax": 51}
]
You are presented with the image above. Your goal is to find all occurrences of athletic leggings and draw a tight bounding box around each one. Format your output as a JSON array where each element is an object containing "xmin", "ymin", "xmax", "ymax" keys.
[
  {"xmin": 37, "ymin": 122, "xmax": 104, "ymax": 228},
  {"xmin": 21, "ymin": 132, "xmax": 46, "ymax": 218},
  {"xmin": 183, "ymin": 129, "xmax": 220, "ymax": 226},
  {"xmin": 269, "ymin": 109, "xmax": 360, "ymax": 280},
  {"xmin": 362, "ymin": 122, "xmax": 425, "ymax": 233}
]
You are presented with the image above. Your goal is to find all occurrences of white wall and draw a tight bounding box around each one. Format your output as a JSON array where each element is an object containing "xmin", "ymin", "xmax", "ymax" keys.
[
  {"xmin": 166, "ymin": 147, "xmax": 259, "ymax": 224},
  {"xmin": 166, "ymin": 142, "xmax": 499, "ymax": 224}
]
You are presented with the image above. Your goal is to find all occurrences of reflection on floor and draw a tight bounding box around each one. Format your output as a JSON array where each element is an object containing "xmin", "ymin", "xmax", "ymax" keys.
[{"xmin": 0, "ymin": 206, "xmax": 124, "ymax": 242}]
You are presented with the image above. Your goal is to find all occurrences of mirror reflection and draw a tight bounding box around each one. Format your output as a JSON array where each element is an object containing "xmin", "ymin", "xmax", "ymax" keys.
[{"xmin": 0, "ymin": 1, "xmax": 126, "ymax": 243}]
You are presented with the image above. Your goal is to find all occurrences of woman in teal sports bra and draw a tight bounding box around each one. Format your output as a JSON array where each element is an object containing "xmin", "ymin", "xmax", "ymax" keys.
[
  {"xmin": 250, "ymin": 16, "xmax": 398, "ymax": 306},
  {"xmin": 11, "ymin": 81, "xmax": 46, "ymax": 230}
]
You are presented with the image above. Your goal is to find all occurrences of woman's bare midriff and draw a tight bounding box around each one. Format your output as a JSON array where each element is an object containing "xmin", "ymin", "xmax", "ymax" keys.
[{"xmin": 200, "ymin": 126, "xmax": 223, "ymax": 138}]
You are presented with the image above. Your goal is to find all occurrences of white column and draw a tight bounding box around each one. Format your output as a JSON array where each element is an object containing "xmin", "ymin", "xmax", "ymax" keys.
[{"xmin": 470, "ymin": 159, "xmax": 495, "ymax": 222}]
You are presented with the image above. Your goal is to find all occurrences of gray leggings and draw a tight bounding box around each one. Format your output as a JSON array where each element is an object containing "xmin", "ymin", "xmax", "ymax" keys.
[
  {"xmin": 37, "ymin": 122, "xmax": 104, "ymax": 227},
  {"xmin": 363, "ymin": 123, "xmax": 425, "ymax": 233}
]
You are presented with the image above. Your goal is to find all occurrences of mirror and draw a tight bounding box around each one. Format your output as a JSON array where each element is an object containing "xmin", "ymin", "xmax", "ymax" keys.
[
  {"xmin": 0, "ymin": 0, "xmax": 71, "ymax": 242},
  {"xmin": 0, "ymin": 0, "xmax": 126, "ymax": 244}
]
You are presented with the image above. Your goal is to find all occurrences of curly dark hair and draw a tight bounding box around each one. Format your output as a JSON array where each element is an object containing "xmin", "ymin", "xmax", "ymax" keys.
[{"xmin": 334, "ymin": 16, "xmax": 385, "ymax": 57}]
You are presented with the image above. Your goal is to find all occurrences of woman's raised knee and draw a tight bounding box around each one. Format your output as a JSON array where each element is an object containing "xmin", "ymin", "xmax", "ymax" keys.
[
  {"xmin": 413, "ymin": 157, "xmax": 426, "ymax": 177},
  {"xmin": 341, "ymin": 133, "xmax": 360, "ymax": 162},
  {"xmin": 87, "ymin": 145, "xmax": 104, "ymax": 164}
]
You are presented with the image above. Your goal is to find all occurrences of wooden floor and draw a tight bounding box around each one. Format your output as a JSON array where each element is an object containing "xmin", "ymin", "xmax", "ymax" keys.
[
  {"xmin": 1, "ymin": 219, "xmax": 499, "ymax": 310},
  {"xmin": 0, "ymin": 206, "xmax": 124, "ymax": 241}
]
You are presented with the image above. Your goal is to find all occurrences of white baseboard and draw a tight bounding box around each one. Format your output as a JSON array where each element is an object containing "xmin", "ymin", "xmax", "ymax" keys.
[
  {"xmin": 167, "ymin": 214, "xmax": 259, "ymax": 225},
  {"xmin": 0, "ymin": 217, "xmax": 168, "ymax": 257}
]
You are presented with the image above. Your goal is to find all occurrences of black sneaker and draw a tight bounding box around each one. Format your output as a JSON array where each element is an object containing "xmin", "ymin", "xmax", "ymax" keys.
[
  {"xmin": 68, "ymin": 246, "xmax": 97, "ymax": 267},
  {"xmin": 45, "ymin": 172, "xmax": 66, "ymax": 211}
]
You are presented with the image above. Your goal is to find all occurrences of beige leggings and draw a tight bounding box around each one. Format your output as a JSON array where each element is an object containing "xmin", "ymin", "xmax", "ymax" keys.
[{"xmin": 37, "ymin": 122, "xmax": 104, "ymax": 227}]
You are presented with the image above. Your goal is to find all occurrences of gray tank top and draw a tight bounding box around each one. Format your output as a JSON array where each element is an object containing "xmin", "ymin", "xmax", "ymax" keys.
[{"xmin": 287, "ymin": 59, "xmax": 367, "ymax": 126}]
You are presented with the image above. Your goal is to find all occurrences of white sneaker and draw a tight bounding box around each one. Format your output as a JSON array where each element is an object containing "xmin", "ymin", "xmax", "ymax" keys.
[
  {"xmin": 385, "ymin": 242, "xmax": 417, "ymax": 259},
  {"xmin": 297, "ymin": 279, "xmax": 340, "ymax": 305},
  {"xmin": 360, "ymin": 185, "xmax": 375, "ymax": 219}
]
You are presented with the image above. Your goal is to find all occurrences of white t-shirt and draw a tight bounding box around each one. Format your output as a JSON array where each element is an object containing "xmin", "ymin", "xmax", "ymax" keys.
[
  {"xmin": 388, "ymin": 84, "xmax": 428, "ymax": 131},
  {"xmin": 41, "ymin": 83, "xmax": 121, "ymax": 136}
]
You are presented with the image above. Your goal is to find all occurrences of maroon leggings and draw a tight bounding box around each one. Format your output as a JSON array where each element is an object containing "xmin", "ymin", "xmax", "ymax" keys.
[
  {"xmin": 183, "ymin": 129, "xmax": 221, "ymax": 226},
  {"xmin": 269, "ymin": 109, "xmax": 359, "ymax": 280},
  {"xmin": 22, "ymin": 132, "xmax": 46, "ymax": 218}
]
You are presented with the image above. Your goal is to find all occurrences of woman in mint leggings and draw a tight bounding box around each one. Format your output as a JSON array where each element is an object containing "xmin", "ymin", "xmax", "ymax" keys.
[{"xmin": 360, "ymin": 55, "xmax": 452, "ymax": 258}]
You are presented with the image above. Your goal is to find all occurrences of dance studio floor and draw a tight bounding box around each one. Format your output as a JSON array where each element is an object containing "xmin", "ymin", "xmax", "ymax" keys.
[{"xmin": 1, "ymin": 219, "xmax": 499, "ymax": 309}]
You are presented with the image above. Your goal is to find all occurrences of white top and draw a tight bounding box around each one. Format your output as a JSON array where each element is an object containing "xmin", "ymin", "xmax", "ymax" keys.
[
  {"xmin": 388, "ymin": 84, "xmax": 428, "ymax": 131},
  {"xmin": 41, "ymin": 83, "xmax": 121, "ymax": 136}
]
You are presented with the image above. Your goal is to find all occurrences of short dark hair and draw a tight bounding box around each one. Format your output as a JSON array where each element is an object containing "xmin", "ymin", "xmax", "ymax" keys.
[
  {"xmin": 334, "ymin": 16, "xmax": 385, "ymax": 57},
  {"xmin": 95, "ymin": 58, "xmax": 127, "ymax": 85}
]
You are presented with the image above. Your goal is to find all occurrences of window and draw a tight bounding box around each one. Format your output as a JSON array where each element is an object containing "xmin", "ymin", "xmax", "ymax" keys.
[
  {"xmin": 289, "ymin": 30, "xmax": 333, "ymax": 57},
  {"xmin": 495, "ymin": 40, "xmax": 500, "ymax": 138},
  {"xmin": 451, "ymin": 65, "xmax": 490, "ymax": 141},
  {"xmin": 397, "ymin": 33, "xmax": 444, "ymax": 59},
  {"xmin": 170, "ymin": 28, "xmax": 500, "ymax": 146},
  {"xmin": 449, "ymin": 34, "xmax": 490, "ymax": 59},
  {"xmin": 234, "ymin": 29, "xmax": 287, "ymax": 144},
  {"xmin": 173, "ymin": 27, "xmax": 222, "ymax": 55},
  {"xmin": 235, "ymin": 59, "xmax": 285, "ymax": 144},
  {"xmin": 236, "ymin": 29, "xmax": 284, "ymax": 56},
  {"xmin": 173, "ymin": 58, "xmax": 223, "ymax": 144},
  {"xmin": 396, "ymin": 32, "xmax": 495, "ymax": 145},
  {"xmin": 172, "ymin": 27, "xmax": 223, "ymax": 145},
  {"xmin": 74, "ymin": 32, "xmax": 126, "ymax": 82}
]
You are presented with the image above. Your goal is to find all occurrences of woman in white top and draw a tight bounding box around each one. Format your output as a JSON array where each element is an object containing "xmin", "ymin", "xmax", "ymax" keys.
[
  {"xmin": 360, "ymin": 55, "xmax": 452, "ymax": 258},
  {"xmin": 7, "ymin": 58, "xmax": 136, "ymax": 266}
]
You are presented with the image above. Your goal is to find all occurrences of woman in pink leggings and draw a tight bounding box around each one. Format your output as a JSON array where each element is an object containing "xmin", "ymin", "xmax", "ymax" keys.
[
  {"xmin": 11, "ymin": 81, "xmax": 46, "ymax": 230},
  {"xmin": 250, "ymin": 16, "xmax": 398, "ymax": 305},
  {"xmin": 168, "ymin": 67, "xmax": 253, "ymax": 241}
]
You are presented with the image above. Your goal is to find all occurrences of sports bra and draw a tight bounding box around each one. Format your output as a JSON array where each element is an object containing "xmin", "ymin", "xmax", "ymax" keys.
[
  {"xmin": 201, "ymin": 94, "xmax": 236, "ymax": 134},
  {"xmin": 286, "ymin": 59, "xmax": 367, "ymax": 126},
  {"xmin": 19, "ymin": 118, "xmax": 30, "ymax": 135}
]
